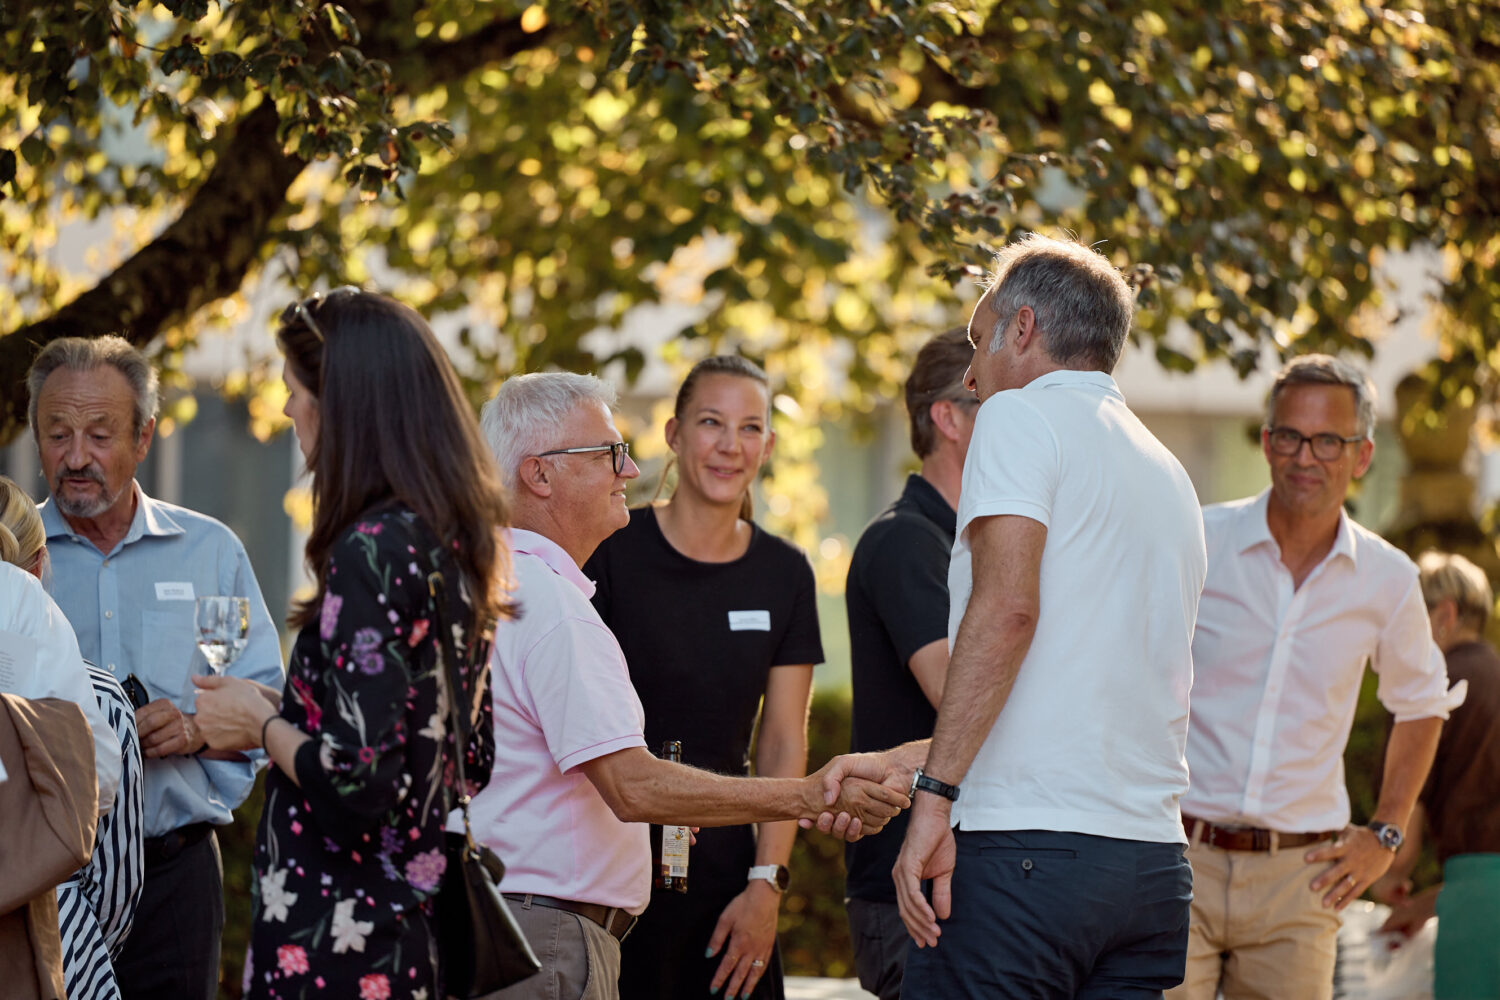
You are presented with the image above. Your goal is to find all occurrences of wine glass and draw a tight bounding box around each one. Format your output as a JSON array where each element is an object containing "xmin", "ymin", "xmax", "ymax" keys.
[{"xmin": 195, "ymin": 596, "xmax": 250, "ymax": 674}]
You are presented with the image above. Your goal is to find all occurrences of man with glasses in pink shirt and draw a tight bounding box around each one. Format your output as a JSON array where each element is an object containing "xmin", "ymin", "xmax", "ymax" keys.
[
  {"xmin": 1169, "ymin": 355, "xmax": 1462, "ymax": 1000},
  {"xmin": 465, "ymin": 372, "xmax": 906, "ymax": 1000}
]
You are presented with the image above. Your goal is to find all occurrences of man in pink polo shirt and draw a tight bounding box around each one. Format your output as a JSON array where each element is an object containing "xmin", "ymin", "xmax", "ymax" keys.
[{"xmin": 468, "ymin": 372, "xmax": 906, "ymax": 1000}]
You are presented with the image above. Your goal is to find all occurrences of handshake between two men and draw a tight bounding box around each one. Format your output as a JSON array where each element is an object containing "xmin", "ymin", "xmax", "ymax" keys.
[
  {"xmin": 802, "ymin": 743, "xmax": 930, "ymax": 841},
  {"xmin": 580, "ymin": 742, "xmax": 921, "ymax": 840}
]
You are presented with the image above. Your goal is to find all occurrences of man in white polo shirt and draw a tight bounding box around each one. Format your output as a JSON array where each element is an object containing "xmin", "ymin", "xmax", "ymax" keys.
[
  {"xmin": 877, "ymin": 234, "xmax": 1208, "ymax": 997},
  {"xmin": 467, "ymin": 372, "xmax": 906, "ymax": 1000},
  {"xmin": 1167, "ymin": 356, "xmax": 1458, "ymax": 1000}
]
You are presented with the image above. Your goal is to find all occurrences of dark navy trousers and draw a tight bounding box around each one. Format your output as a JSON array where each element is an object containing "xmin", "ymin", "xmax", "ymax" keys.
[{"xmin": 902, "ymin": 829, "xmax": 1192, "ymax": 1000}]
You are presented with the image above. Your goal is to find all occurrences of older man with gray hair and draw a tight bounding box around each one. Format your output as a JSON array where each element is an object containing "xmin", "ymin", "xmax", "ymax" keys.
[
  {"xmin": 1168, "ymin": 355, "xmax": 1461, "ymax": 1000},
  {"xmin": 27, "ymin": 335, "xmax": 284, "ymax": 1000},
  {"xmin": 464, "ymin": 372, "xmax": 905, "ymax": 1000}
]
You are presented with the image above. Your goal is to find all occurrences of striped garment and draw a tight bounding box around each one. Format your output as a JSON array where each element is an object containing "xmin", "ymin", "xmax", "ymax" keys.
[{"xmin": 56, "ymin": 662, "xmax": 145, "ymax": 1000}]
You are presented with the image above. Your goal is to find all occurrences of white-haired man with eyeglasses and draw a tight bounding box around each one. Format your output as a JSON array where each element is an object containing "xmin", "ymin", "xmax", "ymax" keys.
[
  {"xmin": 1167, "ymin": 355, "xmax": 1462, "ymax": 1000},
  {"xmin": 462, "ymin": 372, "xmax": 906, "ymax": 1000}
]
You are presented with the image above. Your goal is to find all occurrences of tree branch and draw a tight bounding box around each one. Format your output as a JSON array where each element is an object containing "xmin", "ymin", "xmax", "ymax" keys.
[
  {"xmin": 0, "ymin": 9, "xmax": 560, "ymax": 445},
  {"xmin": 364, "ymin": 11, "xmax": 557, "ymax": 88},
  {"xmin": 0, "ymin": 100, "xmax": 305, "ymax": 442}
]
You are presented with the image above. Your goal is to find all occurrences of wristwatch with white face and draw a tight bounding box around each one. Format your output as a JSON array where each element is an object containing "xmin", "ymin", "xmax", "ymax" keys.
[
  {"xmin": 1367, "ymin": 822, "xmax": 1404, "ymax": 853},
  {"xmin": 748, "ymin": 864, "xmax": 790, "ymax": 893}
]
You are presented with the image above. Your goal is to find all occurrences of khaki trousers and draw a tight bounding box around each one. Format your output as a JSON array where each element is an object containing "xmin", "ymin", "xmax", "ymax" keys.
[
  {"xmin": 479, "ymin": 898, "xmax": 622, "ymax": 1000},
  {"xmin": 1165, "ymin": 837, "xmax": 1340, "ymax": 1000}
]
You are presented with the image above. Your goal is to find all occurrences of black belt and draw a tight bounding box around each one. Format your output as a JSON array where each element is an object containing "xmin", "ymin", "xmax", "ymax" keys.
[
  {"xmin": 1184, "ymin": 815, "xmax": 1337, "ymax": 852},
  {"xmin": 503, "ymin": 893, "xmax": 636, "ymax": 941},
  {"xmin": 143, "ymin": 822, "xmax": 214, "ymax": 867}
]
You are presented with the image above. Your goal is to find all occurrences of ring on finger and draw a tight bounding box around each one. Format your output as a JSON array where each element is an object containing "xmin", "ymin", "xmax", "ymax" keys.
[{"xmin": 750, "ymin": 959, "xmax": 765, "ymax": 968}]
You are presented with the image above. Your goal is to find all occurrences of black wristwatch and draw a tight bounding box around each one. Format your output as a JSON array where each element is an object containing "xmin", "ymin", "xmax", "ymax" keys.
[
  {"xmin": 1366, "ymin": 821, "xmax": 1404, "ymax": 853},
  {"xmin": 908, "ymin": 766, "xmax": 960, "ymax": 803}
]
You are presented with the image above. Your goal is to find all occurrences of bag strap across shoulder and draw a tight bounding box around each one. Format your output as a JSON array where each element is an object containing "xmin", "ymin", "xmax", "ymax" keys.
[{"xmin": 407, "ymin": 516, "xmax": 485, "ymax": 854}]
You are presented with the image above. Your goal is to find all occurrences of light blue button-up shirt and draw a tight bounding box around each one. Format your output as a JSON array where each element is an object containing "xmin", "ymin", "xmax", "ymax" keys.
[{"xmin": 42, "ymin": 482, "xmax": 285, "ymax": 837}]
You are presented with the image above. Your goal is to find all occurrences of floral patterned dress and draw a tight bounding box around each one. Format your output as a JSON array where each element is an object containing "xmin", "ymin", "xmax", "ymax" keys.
[{"xmin": 244, "ymin": 506, "xmax": 495, "ymax": 1000}]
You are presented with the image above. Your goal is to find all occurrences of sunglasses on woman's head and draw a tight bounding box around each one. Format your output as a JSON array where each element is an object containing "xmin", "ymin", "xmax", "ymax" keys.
[{"xmin": 279, "ymin": 285, "xmax": 362, "ymax": 343}]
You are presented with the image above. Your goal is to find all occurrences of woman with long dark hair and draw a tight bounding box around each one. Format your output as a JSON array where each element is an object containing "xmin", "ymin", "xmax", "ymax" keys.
[
  {"xmin": 585, "ymin": 355, "xmax": 821, "ymax": 1000},
  {"xmin": 194, "ymin": 289, "xmax": 512, "ymax": 1000}
]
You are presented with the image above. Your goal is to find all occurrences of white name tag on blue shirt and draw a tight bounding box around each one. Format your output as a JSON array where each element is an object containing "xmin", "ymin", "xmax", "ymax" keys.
[
  {"xmin": 728, "ymin": 610, "xmax": 771, "ymax": 632},
  {"xmin": 155, "ymin": 582, "xmax": 196, "ymax": 601}
]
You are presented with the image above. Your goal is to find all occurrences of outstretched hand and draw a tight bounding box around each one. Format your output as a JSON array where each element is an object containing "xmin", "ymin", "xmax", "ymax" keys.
[
  {"xmin": 800, "ymin": 755, "xmax": 910, "ymax": 841},
  {"xmin": 799, "ymin": 748, "xmax": 921, "ymax": 837}
]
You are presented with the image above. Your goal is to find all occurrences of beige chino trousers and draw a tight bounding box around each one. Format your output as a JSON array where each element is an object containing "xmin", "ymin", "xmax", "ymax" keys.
[{"xmin": 1165, "ymin": 837, "xmax": 1341, "ymax": 1000}]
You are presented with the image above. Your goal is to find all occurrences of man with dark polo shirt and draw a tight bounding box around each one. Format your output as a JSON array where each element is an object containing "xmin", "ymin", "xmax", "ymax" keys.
[{"xmin": 844, "ymin": 328, "xmax": 976, "ymax": 1000}]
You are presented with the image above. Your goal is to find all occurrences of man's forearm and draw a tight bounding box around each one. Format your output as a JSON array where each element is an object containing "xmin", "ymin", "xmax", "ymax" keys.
[
  {"xmin": 1372, "ymin": 717, "xmax": 1443, "ymax": 827},
  {"xmin": 922, "ymin": 608, "xmax": 1035, "ymax": 787},
  {"xmin": 589, "ymin": 751, "xmax": 823, "ymax": 828}
]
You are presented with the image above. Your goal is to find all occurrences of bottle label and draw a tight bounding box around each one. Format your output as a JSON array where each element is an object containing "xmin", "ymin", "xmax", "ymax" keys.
[{"xmin": 661, "ymin": 825, "xmax": 690, "ymax": 876}]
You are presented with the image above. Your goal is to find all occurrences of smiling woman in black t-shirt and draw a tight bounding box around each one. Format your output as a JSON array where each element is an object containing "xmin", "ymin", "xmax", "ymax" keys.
[{"xmin": 585, "ymin": 355, "xmax": 822, "ymax": 1000}]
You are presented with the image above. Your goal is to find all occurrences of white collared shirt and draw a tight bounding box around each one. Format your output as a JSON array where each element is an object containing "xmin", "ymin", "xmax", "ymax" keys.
[{"xmin": 1182, "ymin": 491, "xmax": 1462, "ymax": 832}]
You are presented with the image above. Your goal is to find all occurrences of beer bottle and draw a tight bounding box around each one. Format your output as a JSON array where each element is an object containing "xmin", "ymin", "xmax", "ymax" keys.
[{"xmin": 653, "ymin": 741, "xmax": 690, "ymax": 893}]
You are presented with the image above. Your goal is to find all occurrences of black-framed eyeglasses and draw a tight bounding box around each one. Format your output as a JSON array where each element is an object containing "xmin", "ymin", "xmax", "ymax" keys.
[
  {"xmin": 279, "ymin": 285, "xmax": 361, "ymax": 343},
  {"xmin": 534, "ymin": 441, "xmax": 631, "ymax": 474},
  {"xmin": 1264, "ymin": 426, "xmax": 1365, "ymax": 461}
]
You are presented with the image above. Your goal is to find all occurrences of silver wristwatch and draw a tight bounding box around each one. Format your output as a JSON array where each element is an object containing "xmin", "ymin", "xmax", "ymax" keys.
[{"xmin": 1366, "ymin": 822, "xmax": 1404, "ymax": 853}]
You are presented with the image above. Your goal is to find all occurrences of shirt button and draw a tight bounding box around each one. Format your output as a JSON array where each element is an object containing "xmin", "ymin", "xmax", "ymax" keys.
[
  {"xmin": 104, "ymin": 610, "xmax": 114, "ymax": 619},
  {"xmin": 107, "ymin": 663, "xmax": 115, "ymax": 670}
]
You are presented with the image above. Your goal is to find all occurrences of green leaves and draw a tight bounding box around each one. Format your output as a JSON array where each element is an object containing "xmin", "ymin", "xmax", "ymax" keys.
[{"xmin": 2, "ymin": 0, "xmax": 1499, "ymax": 456}]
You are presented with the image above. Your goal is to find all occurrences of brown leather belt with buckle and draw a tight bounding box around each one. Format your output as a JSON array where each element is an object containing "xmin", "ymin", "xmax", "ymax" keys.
[
  {"xmin": 1184, "ymin": 815, "xmax": 1338, "ymax": 852},
  {"xmin": 503, "ymin": 893, "xmax": 636, "ymax": 941}
]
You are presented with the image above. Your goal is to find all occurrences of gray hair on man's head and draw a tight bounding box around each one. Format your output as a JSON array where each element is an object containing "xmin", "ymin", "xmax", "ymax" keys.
[
  {"xmin": 26, "ymin": 335, "xmax": 160, "ymax": 440},
  {"xmin": 481, "ymin": 372, "xmax": 618, "ymax": 490},
  {"xmin": 982, "ymin": 234, "xmax": 1136, "ymax": 373},
  {"xmin": 1266, "ymin": 354, "xmax": 1377, "ymax": 441}
]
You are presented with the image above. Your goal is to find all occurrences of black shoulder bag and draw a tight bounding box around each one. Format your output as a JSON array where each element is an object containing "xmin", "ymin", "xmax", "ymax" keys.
[{"xmin": 420, "ymin": 533, "xmax": 541, "ymax": 997}]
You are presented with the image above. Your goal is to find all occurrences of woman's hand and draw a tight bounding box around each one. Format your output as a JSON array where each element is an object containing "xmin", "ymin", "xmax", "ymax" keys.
[
  {"xmin": 193, "ymin": 674, "xmax": 279, "ymax": 751},
  {"xmin": 706, "ymin": 880, "xmax": 780, "ymax": 999}
]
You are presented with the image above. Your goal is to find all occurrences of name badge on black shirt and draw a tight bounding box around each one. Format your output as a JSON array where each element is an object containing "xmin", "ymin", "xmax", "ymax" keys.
[{"xmin": 728, "ymin": 610, "xmax": 771, "ymax": 631}]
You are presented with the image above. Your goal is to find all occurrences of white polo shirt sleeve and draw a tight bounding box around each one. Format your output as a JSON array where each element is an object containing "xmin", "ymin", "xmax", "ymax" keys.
[
  {"xmin": 957, "ymin": 392, "xmax": 1061, "ymax": 536},
  {"xmin": 1374, "ymin": 573, "xmax": 1464, "ymax": 723}
]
